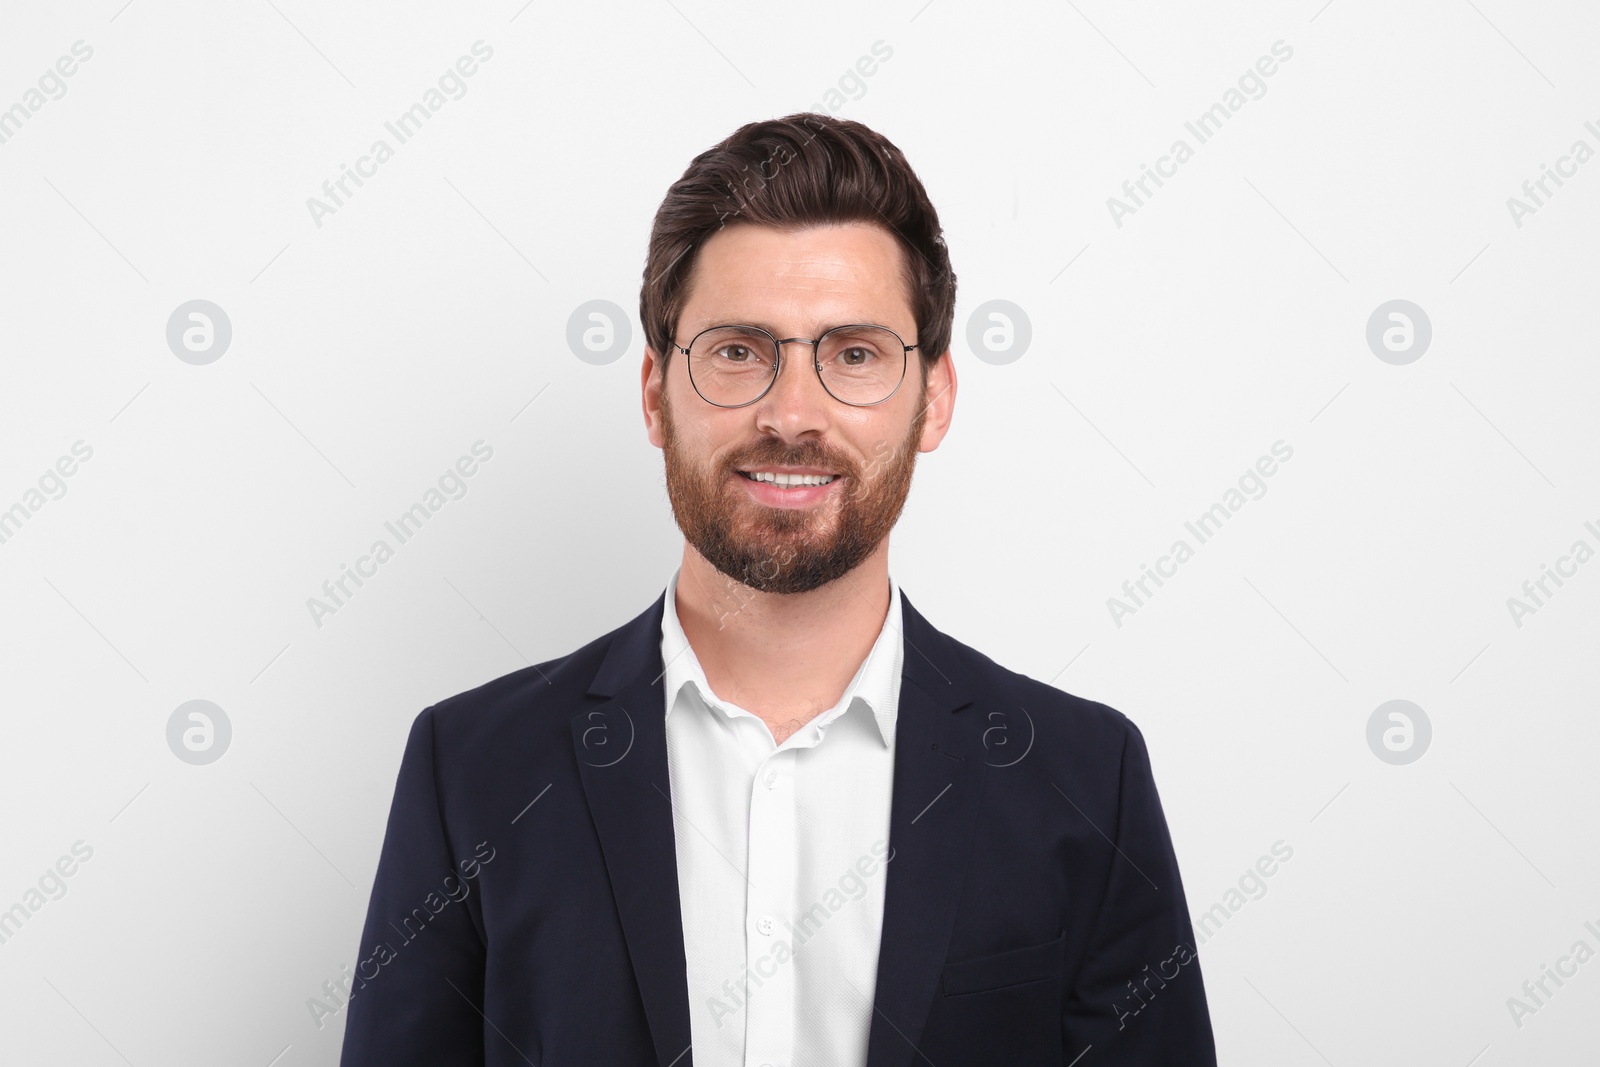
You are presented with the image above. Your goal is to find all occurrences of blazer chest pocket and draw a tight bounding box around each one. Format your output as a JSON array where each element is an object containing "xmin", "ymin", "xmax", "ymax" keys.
[{"xmin": 941, "ymin": 930, "xmax": 1065, "ymax": 997}]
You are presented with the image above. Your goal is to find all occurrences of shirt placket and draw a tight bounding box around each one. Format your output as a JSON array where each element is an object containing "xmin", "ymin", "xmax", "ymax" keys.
[{"xmin": 743, "ymin": 741, "xmax": 797, "ymax": 1067}]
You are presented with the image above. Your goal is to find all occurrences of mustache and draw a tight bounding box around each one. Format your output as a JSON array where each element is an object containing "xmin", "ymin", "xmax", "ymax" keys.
[{"xmin": 723, "ymin": 442, "xmax": 858, "ymax": 476}]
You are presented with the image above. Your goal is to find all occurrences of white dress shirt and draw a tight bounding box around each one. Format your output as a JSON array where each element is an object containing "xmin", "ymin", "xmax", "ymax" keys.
[{"xmin": 661, "ymin": 565, "xmax": 903, "ymax": 1067}]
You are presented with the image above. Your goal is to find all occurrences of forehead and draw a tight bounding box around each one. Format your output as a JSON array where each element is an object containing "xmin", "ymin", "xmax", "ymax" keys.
[{"xmin": 681, "ymin": 221, "xmax": 913, "ymax": 332}]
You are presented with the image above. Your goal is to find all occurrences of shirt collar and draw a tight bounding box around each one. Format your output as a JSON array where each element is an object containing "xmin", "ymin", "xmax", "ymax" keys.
[{"xmin": 660, "ymin": 565, "xmax": 903, "ymax": 748}]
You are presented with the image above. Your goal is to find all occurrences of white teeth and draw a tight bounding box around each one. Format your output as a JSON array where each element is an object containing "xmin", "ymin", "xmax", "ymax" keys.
[{"xmin": 746, "ymin": 471, "xmax": 837, "ymax": 488}]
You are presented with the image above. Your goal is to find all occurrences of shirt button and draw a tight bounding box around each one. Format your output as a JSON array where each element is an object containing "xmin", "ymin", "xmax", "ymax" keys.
[
  {"xmin": 756, "ymin": 915, "xmax": 775, "ymax": 935},
  {"xmin": 763, "ymin": 768, "xmax": 779, "ymax": 788}
]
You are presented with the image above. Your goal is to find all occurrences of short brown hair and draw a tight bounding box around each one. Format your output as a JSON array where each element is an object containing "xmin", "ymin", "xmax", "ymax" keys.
[{"xmin": 640, "ymin": 112, "xmax": 957, "ymax": 385}]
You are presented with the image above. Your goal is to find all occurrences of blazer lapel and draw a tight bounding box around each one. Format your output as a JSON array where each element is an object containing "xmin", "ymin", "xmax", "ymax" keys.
[
  {"xmin": 570, "ymin": 592, "xmax": 695, "ymax": 1067},
  {"xmin": 865, "ymin": 592, "xmax": 982, "ymax": 1067}
]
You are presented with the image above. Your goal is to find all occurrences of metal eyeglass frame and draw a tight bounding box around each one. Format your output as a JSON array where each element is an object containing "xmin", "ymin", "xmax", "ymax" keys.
[{"xmin": 669, "ymin": 323, "xmax": 918, "ymax": 409}]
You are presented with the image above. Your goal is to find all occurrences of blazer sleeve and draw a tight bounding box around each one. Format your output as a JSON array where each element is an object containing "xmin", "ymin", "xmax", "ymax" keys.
[
  {"xmin": 1061, "ymin": 718, "xmax": 1217, "ymax": 1064},
  {"xmin": 340, "ymin": 706, "xmax": 489, "ymax": 1066}
]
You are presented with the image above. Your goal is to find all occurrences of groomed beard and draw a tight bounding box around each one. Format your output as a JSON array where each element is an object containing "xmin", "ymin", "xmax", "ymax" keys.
[{"xmin": 660, "ymin": 388, "xmax": 926, "ymax": 595}]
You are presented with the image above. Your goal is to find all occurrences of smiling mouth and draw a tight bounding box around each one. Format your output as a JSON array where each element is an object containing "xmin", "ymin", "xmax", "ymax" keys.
[{"xmin": 737, "ymin": 470, "xmax": 840, "ymax": 488}]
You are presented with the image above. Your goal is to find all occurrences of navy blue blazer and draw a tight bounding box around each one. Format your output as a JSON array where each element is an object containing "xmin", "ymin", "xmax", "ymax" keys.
[{"xmin": 340, "ymin": 589, "xmax": 1217, "ymax": 1066}]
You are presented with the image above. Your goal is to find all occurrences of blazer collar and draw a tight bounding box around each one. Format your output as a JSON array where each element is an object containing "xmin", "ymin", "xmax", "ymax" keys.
[{"xmin": 572, "ymin": 588, "xmax": 980, "ymax": 1067}]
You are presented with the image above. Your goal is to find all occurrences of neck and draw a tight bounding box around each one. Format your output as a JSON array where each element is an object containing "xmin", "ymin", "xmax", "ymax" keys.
[{"xmin": 673, "ymin": 539, "xmax": 892, "ymax": 723}]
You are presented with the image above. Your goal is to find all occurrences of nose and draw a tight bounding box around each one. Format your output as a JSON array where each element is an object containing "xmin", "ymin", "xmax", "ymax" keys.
[{"xmin": 754, "ymin": 339, "xmax": 832, "ymax": 439}]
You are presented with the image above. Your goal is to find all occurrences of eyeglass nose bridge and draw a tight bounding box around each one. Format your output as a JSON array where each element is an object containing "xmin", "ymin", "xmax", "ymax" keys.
[{"xmin": 771, "ymin": 334, "xmax": 826, "ymax": 369}]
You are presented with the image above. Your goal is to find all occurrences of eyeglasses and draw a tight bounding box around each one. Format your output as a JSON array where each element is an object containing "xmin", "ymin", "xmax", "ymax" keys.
[{"xmin": 670, "ymin": 323, "xmax": 917, "ymax": 408}]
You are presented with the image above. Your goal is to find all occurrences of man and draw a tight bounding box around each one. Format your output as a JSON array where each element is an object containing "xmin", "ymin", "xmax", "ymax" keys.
[{"xmin": 341, "ymin": 112, "xmax": 1216, "ymax": 1066}]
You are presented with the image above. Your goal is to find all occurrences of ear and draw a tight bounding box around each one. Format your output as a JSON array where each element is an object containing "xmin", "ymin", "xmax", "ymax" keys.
[
  {"xmin": 642, "ymin": 345, "xmax": 667, "ymax": 449},
  {"xmin": 915, "ymin": 349, "xmax": 957, "ymax": 453}
]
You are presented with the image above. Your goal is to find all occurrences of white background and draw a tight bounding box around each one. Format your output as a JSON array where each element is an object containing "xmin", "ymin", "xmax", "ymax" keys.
[{"xmin": 1, "ymin": 0, "xmax": 1596, "ymax": 1063}]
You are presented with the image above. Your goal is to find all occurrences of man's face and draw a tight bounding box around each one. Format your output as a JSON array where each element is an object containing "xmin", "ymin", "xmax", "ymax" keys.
[{"xmin": 643, "ymin": 221, "xmax": 955, "ymax": 595}]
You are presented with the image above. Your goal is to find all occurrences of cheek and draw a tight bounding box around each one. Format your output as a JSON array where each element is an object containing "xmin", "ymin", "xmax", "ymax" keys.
[
  {"xmin": 852, "ymin": 410, "xmax": 913, "ymax": 463},
  {"xmin": 698, "ymin": 421, "xmax": 757, "ymax": 476},
  {"xmin": 835, "ymin": 402, "xmax": 890, "ymax": 441},
  {"xmin": 665, "ymin": 397, "xmax": 721, "ymax": 456}
]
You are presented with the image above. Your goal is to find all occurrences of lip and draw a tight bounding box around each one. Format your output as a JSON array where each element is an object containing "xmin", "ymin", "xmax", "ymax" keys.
[
  {"xmin": 737, "ymin": 466, "xmax": 839, "ymax": 476},
  {"xmin": 733, "ymin": 469, "xmax": 842, "ymax": 509}
]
